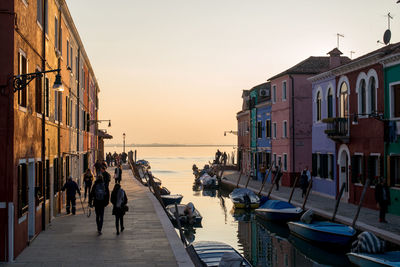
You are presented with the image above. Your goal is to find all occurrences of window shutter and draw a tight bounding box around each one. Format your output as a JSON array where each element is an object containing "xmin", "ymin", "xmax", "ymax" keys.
[
  {"xmin": 312, "ymin": 154, "xmax": 317, "ymax": 176},
  {"xmin": 351, "ymin": 156, "xmax": 358, "ymax": 183},
  {"xmin": 368, "ymin": 156, "xmax": 374, "ymax": 181},
  {"xmin": 323, "ymin": 154, "xmax": 328, "ymax": 178}
]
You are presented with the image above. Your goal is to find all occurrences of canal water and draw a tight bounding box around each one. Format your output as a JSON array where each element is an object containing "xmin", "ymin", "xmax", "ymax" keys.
[{"xmin": 106, "ymin": 146, "xmax": 351, "ymax": 266}]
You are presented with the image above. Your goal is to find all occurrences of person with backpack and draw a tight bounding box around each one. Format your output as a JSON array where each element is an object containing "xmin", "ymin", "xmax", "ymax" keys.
[
  {"xmin": 111, "ymin": 183, "xmax": 128, "ymax": 235},
  {"xmin": 61, "ymin": 176, "xmax": 81, "ymax": 215},
  {"xmin": 83, "ymin": 169, "xmax": 94, "ymax": 200},
  {"xmin": 114, "ymin": 164, "xmax": 122, "ymax": 184},
  {"xmin": 100, "ymin": 166, "xmax": 111, "ymax": 190},
  {"xmin": 89, "ymin": 175, "xmax": 110, "ymax": 235}
]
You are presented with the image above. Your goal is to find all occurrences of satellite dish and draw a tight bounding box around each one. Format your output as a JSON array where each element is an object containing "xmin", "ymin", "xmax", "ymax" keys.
[{"xmin": 384, "ymin": 29, "xmax": 391, "ymax": 45}]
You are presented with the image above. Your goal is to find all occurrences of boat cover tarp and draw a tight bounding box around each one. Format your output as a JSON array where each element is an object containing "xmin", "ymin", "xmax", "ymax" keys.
[
  {"xmin": 259, "ymin": 200, "xmax": 294, "ymax": 210},
  {"xmin": 299, "ymin": 221, "xmax": 356, "ymax": 236},
  {"xmin": 351, "ymin": 231, "xmax": 385, "ymax": 254},
  {"xmin": 199, "ymin": 173, "xmax": 217, "ymax": 186},
  {"xmin": 230, "ymin": 188, "xmax": 259, "ymax": 203}
]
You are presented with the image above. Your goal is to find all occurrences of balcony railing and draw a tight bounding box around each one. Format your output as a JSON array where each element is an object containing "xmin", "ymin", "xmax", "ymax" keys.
[{"xmin": 323, "ymin": 117, "xmax": 349, "ymax": 142}]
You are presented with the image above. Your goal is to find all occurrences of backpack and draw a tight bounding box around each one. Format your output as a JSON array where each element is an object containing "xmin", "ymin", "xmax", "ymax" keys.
[{"xmin": 95, "ymin": 183, "xmax": 106, "ymax": 201}]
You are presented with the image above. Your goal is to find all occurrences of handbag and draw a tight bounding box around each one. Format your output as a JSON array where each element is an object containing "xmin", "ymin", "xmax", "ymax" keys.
[{"xmin": 123, "ymin": 205, "xmax": 129, "ymax": 212}]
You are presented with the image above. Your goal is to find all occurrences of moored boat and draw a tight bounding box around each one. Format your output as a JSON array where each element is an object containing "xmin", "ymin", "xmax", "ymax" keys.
[
  {"xmin": 161, "ymin": 194, "xmax": 183, "ymax": 206},
  {"xmin": 347, "ymin": 251, "xmax": 400, "ymax": 267},
  {"xmin": 229, "ymin": 188, "xmax": 260, "ymax": 209},
  {"xmin": 166, "ymin": 203, "xmax": 203, "ymax": 226},
  {"xmin": 255, "ymin": 200, "xmax": 302, "ymax": 222},
  {"xmin": 188, "ymin": 241, "xmax": 252, "ymax": 267},
  {"xmin": 287, "ymin": 221, "xmax": 356, "ymax": 247}
]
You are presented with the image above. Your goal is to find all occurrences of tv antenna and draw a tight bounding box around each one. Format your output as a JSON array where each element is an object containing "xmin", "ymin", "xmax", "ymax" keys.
[
  {"xmin": 378, "ymin": 13, "xmax": 393, "ymax": 45},
  {"xmin": 337, "ymin": 33, "xmax": 344, "ymax": 49}
]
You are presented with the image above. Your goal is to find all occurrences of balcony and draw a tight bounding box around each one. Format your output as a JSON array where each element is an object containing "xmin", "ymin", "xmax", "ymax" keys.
[{"xmin": 323, "ymin": 117, "xmax": 349, "ymax": 143}]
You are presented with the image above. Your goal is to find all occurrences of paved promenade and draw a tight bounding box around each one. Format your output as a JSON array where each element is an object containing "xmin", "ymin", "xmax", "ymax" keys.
[
  {"xmin": 5, "ymin": 166, "xmax": 193, "ymax": 267},
  {"xmin": 222, "ymin": 171, "xmax": 400, "ymax": 246}
]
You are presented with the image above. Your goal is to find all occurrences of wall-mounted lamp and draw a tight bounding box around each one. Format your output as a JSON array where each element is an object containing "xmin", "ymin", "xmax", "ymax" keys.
[
  {"xmin": 224, "ymin": 130, "xmax": 238, "ymax": 136},
  {"xmin": 13, "ymin": 68, "xmax": 63, "ymax": 93}
]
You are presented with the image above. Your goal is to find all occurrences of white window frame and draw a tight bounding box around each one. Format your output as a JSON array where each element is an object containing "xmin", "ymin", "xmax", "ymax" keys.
[
  {"xmin": 282, "ymin": 81, "xmax": 287, "ymax": 101},
  {"xmin": 367, "ymin": 69, "xmax": 379, "ymax": 114},
  {"xmin": 272, "ymin": 122, "xmax": 277, "ymax": 139},
  {"xmin": 390, "ymin": 81, "xmax": 400, "ymax": 119},
  {"xmin": 282, "ymin": 120, "xmax": 287, "ymax": 138}
]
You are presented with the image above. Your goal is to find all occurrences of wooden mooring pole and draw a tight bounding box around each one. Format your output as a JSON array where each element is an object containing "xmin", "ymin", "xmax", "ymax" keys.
[
  {"xmin": 332, "ymin": 182, "xmax": 346, "ymax": 221},
  {"xmin": 174, "ymin": 203, "xmax": 187, "ymax": 247},
  {"xmin": 267, "ymin": 174, "xmax": 276, "ymax": 198},
  {"xmin": 301, "ymin": 179, "xmax": 313, "ymax": 210},
  {"xmin": 288, "ymin": 175, "xmax": 299, "ymax": 204},
  {"xmin": 352, "ymin": 178, "xmax": 371, "ymax": 228},
  {"xmin": 236, "ymin": 171, "xmax": 243, "ymax": 188}
]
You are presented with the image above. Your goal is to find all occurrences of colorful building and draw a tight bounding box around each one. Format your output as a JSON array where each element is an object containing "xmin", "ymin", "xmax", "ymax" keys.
[
  {"xmin": 0, "ymin": 0, "xmax": 100, "ymax": 261},
  {"xmin": 237, "ymin": 90, "xmax": 251, "ymax": 176}
]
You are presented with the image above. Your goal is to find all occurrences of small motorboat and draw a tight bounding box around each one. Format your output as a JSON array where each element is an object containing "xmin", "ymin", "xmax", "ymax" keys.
[
  {"xmin": 347, "ymin": 251, "xmax": 400, "ymax": 267},
  {"xmin": 287, "ymin": 220, "xmax": 356, "ymax": 247},
  {"xmin": 198, "ymin": 173, "xmax": 218, "ymax": 188},
  {"xmin": 161, "ymin": 194, "xmax": 183, "ymax": 206},
  {"xmin": 166, "ymin": 203, "xmax": 203, "ymax": 226},
  {"xmin": 255, "ymin": 200, "xmax": 302, "ymax": 222},
  {"xmin": 229, "ymin": 188, "xmax": 260, "ymax": 209},
  {"xmin": 188, "ymin": 241, "xmax": 252, "ymax": 267},
  {"xmin": 159, "ymin": 186, "xmax": 170, "ymax": 195}
]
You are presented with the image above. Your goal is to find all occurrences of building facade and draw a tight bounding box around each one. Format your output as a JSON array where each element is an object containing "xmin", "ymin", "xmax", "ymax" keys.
[
  {"xmin": 0, "ymin": 0, "xmax": 100, "ymax": 261},
  {"xmin": 237, "ymin": 90, "xmax": 251, "ymax": 176}
]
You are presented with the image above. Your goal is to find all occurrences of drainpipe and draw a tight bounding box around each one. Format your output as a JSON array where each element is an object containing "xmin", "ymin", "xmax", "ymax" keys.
[
  {"xmin": 290, "ymin": 75, "xmax": 295, "ymax": 183},
  {"xmin": 41, "ymin": 0, "xmax": 47, "ymax": 231},
  {"xmin": 77, "ymin": 48, "xmax": 80, "ymax": 184}
]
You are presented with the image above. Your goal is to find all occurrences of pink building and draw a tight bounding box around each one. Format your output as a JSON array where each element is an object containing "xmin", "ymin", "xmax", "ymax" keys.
[{"xmin": 268, "ymin": 53, "xmax": 349, "ymax": 186}]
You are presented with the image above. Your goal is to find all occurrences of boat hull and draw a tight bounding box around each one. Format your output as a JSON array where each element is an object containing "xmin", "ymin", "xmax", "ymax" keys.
[
  {"xmin": 166, "ymin": 204, "xmax": 203, "ymax": 226},
  {"xmin": 255, "ymin": 207, "xmax": 302, "ymax": 222},
  {"xmin": 233, "ymin": 202, "xmax": 259, "ymax": 209},
  {"xmin": 287, "ymin": 221, "xmax": 356, "ymax": 247},
  {"xmin": 347, "ymin": 252, "xmax": 400, "ymax": 267},
  {"xmin": 161, "ymin": 194, "xmax": 183, "ymax": 206}
]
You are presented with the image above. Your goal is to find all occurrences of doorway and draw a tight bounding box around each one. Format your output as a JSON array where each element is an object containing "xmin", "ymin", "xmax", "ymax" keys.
[
  {"xmin": 338, "ymin": 149, "xmax": 349, "ymax": 201},
  {"xmin": 28, "ymin": 161, "xmax": 35, "ymax": 239}
]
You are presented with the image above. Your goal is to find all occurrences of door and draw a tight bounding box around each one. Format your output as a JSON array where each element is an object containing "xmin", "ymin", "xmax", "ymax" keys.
[
  {"xmin": 339, "ymin": 150, "xmax": 349, "ymax": 201},
  {"xmin": 28, "ymin": 161, "xmax": 35, "ymax": 239}
]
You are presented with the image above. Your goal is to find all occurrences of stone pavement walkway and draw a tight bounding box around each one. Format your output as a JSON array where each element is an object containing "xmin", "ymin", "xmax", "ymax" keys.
[
  {"xmin": 222, "ymin": 171, "xmax": 400, "ymax": 246},
  {"xmin": 5, "ymin": 166, "xmax": 193, "ymax": 267}
]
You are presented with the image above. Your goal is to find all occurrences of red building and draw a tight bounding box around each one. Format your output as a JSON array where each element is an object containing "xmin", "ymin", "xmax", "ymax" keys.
[{"xmin": 237, "ymin": 90, "xmax": 251, "ymax": 176}]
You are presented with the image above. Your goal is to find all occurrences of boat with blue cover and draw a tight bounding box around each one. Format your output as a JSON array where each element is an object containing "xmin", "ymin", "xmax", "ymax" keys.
[
  {"xmin": 160, "ymin": 194, "xmax": 183, "ymax": 206},
  {"xmin": 188, "ymin": 241, "xmax": 252, "ymax": 266},
  {"xmin": 255, "ymin": 200, "xmax": 302, "ymax": 222},
  {"xmin": 287, "ymin": 221, "xmax": 356, "ymax": 247},
  {"xmin": 229, "ymin": 188, "xmax": 260, "ymax": 209},
  {"xmin": 347, "ymin": 251, "xmax": 400, "ymax": 267}
]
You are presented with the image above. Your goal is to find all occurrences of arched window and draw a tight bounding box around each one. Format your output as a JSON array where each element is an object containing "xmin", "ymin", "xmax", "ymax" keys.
[
  {"xmin": 339, "ymin": 82, "xmax": 348, "ymax": 118},
  {"xmin": 327, "ymin": 88, "xmax": 333, "ymax": 118},
  {"xmin": 359, "ymin": 79, "xmax": 366, "ymax": 114},
  {"xmin": 316, "ymin": 91, "xmax": 322, "ymax": 121},
  {"xmin": 370, "ymin": 76, "xmax": 376, "ymax": 113}
]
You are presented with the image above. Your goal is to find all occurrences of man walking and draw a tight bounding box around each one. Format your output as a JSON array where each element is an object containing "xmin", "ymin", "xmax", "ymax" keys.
[
  {"xmin": 83, "ymin": 169, "xmax": 94, "ymax": 200},
  {"xmin": 62, "ymin": 176, "xmax": 81, "ymax": 215},
  {"xmin": 89, "ymin": 175, "xmax": 110, "ymax": 235},
  {"xmin": 273, "ymin": 162, "xmax": 282, "ymax": 191},
  {"xmin": 114, "ymin": 164, "xmax": 122, "ymax": 184},
  {"xmin": 375, "ymin": 177, "xmax": 391, "ymax": 223}
]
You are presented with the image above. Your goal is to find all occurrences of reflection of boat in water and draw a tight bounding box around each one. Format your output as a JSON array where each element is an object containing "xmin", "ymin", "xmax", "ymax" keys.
[
  {"xmin": 287, "ymin": 221, "xmax": 356, "ymax": 248},
  {"xmin": 255, "ymin": 214, "xmax": 290, "ymax": 239},
  {"xmin": 230, "ymin": 188, "xmax": 260, "ymax": 209},
  {"xmin": 231, "ymin": 208, "xmax": 254, "ymax": 222},
  {"xmin": 255, "ymin": 200, "xmax": 302, "ymax": 222},
  {"xmin": 202, "ymin": 188, "xmax": 216, "ymax": 197},
  {"xmin": 188, "ymin": 241, "xmax": 252, "ymax": 267},
  {"xmin": 347, "ymin": 251, "xmax": 400, "ymax": 267},
  {"xmin": 289, "ymin": 234, "xmax": 351, "ymax": 266}
]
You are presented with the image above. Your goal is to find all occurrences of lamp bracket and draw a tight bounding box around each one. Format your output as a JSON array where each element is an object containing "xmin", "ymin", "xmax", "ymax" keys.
[{"xmin": 13, "ymin": 69, "xmax": 60, "ymax": 93}]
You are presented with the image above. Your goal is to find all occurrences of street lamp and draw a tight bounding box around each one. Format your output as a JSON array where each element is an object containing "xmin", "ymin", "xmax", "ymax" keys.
[
  {"xmin": 88, "ymin": 119, "xmax": 111, "ymax": 128},
  {"xmin": 123, "ymin": 133, "xmax": 126, "ymax": 153},
  {"xmin": 13, "ymin": 69, "xmax": 63, "ymax": 92}
]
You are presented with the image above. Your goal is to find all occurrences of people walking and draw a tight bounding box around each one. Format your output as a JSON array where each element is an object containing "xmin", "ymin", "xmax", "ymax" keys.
[
  {"xmin": 299, "ymin": 169, "xmax": 309, "ymax": 198},
  {"xmin": 114, "ymin": 164, "xmax": 122, "ymax": 184},
  {"xmin": 83, "ymin": 169, "xmax": 94, "ymax": 200},
  {"xmin": 100, "ymin": 166, "xmax": 111, "ymax": 190},
  {"xmin": 111, "ymin": 183, "xmax": 128, "ymax": 235},
  {"xmin": 89, "ymin": 176, "xmax": 110, "ymax": 235},
  {"xmin": 375, "ymin": 177, "xmax": 391, "ymax": 223},
  {"xmin": 273, "ymin": 162, "xmax": 282, "ymax": 191},
  {"xmin": 94, "ymin": 160, "xmax": 102, "ymax": 176},
  {"xmin": 62, "ymin": 176, "xmax": 81, "ymax": 215}
]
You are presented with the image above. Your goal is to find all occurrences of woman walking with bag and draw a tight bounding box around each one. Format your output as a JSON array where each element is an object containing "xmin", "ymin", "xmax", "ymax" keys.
[{"xmin": 111, "ymin": 183, "xmax": 128, "ymax": 235}]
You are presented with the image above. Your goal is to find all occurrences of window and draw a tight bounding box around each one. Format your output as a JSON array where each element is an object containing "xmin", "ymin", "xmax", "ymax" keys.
[
  {"xmin": 282, "ymin": 81, "xmax": 287, "ymax": 101},
  {"xmin": 272, "ymin": 85, "xmax": 276, "ymax": 103},
  {"xmin": 266, "ymin": 120, "xmax": 271, "ymax": 138},
  {"xmin": 327, "ymin": 154, "xmax": 334, "ymax": 179},
  {"xmin": 45, "ymin": 78, "xmax": 49, "ymax": 117},
  {"xmin": 368, "ymin": 155, "xmax": 380, "ymax": 182},
  {"xmin": 351, "ymin": 155, "xmax": 364, "ymax": 184},
  {"xmin": 18, "ymin": 51, "xmax": 28, "ymax": 107},
  {"xmin": 76, "ymin": 103, "xmax": 79, "ymax": 129},
  {"xmin": 35, "ymin": 161, "xmax": 43, "ymax": 204},
  {"xmin": 278, "ymin": 156, "xmax": 282, "ymax": 167},
  {"xmin": 316, "ymin": 91, "xmax": 321, "ymax": 121},
  {"xmin": 283, "ymin": 154, "xmax": 287, "ymax": 171},
  {"xmin": 317, "ymin": 153, "xmax": 321, "ymax": 176},
  {"xmin": 359, "ymin": 79, "xmax": 366, "ymax": 114},
  {"xmin": 65, "ymin": 96, "xmax": 69, "ymax": 125},
  {"xmin": 392, "ymin": 85, "xmax": 400, "ymax": 118},
  {"xmin": 339, "ymin": 82, "xmax": 348, "ymax": 118},
  {"xmin": 257, "ymin": 121, "xmax": 262, "ymax": 138},
  {"xmin": 36, "ymin": 0, "xmax": 48, "ymax": 33},
  {"xmin": 59, "ymin": 28, "xmax": 62, "ymax": 55},
  {"xmin": 54, "ymin": 158, "xmax": 59, "ymax": 194},
  {"xmin": 369, "ymin": 77, "xmax": 376, "ymax": 113},
  {"xmin": 390, "ymin": 156, "xmax": 400, "ymax": 187},
  {"xmin": 283, "ymin": 121, "xmax": 287, "ymax": 138},
  {"xmin": 59, "ymin": 92, "xmax": 62, "ymax": 122},
  {"xmin": 45, "ymin": 160, "xmax": 50, "ymax": 200},
  {"xmin": 35, "ymin": 68, "xmax": 42, "ymax": 113},
  {"xmin": 18, "ymin": 163, "xmax": 28, "ymax": 217},
  {"xmin": 327, "ymin": 89, "xmax": 333, "ymax": 118},
  {"xmin": 272, "ymin": 122, "xmax": 277, "ymax": 138},
  {"xmin": 70, "ymin": 45, "xmax": 73, "ymax": 70}
]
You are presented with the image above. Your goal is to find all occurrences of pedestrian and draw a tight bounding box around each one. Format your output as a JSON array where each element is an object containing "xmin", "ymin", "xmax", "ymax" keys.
[
  {"xmin": 83, "ymin": 169, "xmax": 94, "ymax": 200},
  {"xmin": 94, "ymin": 160, "xmax": 102, "ymax": 176},
  {"xmin": 62, "ymin": 176, "xmax": 81, "ymax": 215},
  {"xmin": 89, "ymin": 175, "xmax": 110, "ymax": 235},
  {"xmin": 260, "ymin": 164, "xmax": 267, "ymax": 183},
  {"xmin": 111, "ymin": 183, "xmax": 128, "ymax": 235},
  {"xmin": 299, "ymin": 169, "xmax": 309, "ymax": 198},
  {"xmin": 106, "ymin": 153, "xmax": 111, "ymax": 167},
  {"xmin": 100, "ymin": 166, "xmax": 111, "ymax": 190},
  {"xmin": 375, "ymin": 177, "xmax": 391, "ymax": 223},
  {"xmin": 273, "ymin": 162, "xmax": 282, "ymax": 191},
  {"xmin": 114, "ymin": 164, "xmax": 122, "ymax": 184}
]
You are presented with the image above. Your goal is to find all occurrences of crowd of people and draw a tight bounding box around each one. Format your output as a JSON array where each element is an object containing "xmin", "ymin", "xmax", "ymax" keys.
[{"xmin": 61, "ymin": 156, "xmax": 128, "ymax": 235}]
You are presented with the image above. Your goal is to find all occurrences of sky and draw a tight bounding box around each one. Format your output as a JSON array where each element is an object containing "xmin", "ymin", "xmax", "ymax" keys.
[{"xmin": 67, "ymin": 0, "xmax": 400, "ymax": 145}]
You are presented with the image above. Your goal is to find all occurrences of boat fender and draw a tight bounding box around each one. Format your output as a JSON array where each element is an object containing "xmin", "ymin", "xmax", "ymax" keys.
[{"xmin": 300, "ymin": 209, "xmax": 314, "ymax": 224}]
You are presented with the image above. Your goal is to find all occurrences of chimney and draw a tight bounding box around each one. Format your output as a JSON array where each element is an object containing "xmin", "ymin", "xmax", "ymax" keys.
[{"xmin": 327, "ymin": 48, "xmax": 343, "ymax": 69}]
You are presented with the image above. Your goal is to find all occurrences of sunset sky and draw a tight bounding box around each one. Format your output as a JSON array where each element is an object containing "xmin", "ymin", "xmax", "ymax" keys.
[{"xmin": 67, "ymin": 0, "xmax": 399, "ymax": 145}]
